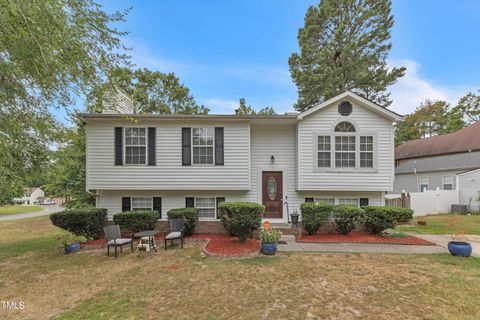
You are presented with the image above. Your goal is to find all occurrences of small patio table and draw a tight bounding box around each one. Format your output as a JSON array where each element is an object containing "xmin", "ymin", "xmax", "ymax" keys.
[{"xmin": 134, "ymin": 230, "xmax": 159, "ymax": 255}]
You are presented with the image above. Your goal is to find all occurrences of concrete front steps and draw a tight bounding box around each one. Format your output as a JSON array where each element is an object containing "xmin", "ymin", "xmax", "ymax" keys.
[{"xmin": 271, "ymin": 223, "xmax": 300, "ymax": 236}]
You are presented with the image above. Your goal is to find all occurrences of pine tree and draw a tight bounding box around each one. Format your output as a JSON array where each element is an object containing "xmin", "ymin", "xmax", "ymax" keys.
[{"xmin": 289, "ymin": 0, "xmax": 405, "ymax": 111}]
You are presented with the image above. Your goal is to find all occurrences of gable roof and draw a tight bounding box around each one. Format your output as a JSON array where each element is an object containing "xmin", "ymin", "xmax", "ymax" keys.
[
  {"xmin": 395, "ymin": 151, "xmax": 480, "ymax": 174},
  {"xmin": 395, "ymin": 121, "xmax": 480, "ymax": 160},
  {"xmin": 296, "ymin": 91, "xmax": 404, "ymax": 122}
]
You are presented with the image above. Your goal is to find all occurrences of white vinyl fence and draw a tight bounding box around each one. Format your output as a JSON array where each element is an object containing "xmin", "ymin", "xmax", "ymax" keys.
[{"xmin": 386, "ymin": 189, "xmax": 459, "ymax": 216}]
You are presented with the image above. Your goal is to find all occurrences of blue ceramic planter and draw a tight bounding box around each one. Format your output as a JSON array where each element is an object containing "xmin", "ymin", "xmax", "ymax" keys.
[
  {"xmin": 261, "ymin": 243, "xmax": 277, "ymax": 255},
  {"xmin": 64, "ymin": 242, "xmax": 81, "ymax": 254},
  {"xmin": 448, "ymin": 241, "xmax": 472, "ymax": 257}
]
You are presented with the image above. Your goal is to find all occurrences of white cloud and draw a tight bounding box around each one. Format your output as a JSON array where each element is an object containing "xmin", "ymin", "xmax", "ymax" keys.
[{"xmin": 388, "ymin": 59, "xmax": 472, "ymax": 114}]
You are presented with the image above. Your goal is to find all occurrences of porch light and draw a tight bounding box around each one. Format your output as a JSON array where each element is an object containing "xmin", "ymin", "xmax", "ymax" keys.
[{"xmin": 270, "ymin": 155, "xmax": 275, "ymax": 163}]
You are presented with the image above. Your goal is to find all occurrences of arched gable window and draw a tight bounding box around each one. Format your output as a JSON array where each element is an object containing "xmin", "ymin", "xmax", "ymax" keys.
[{"xmin": 334, "ymin": 121, "xmax": 355, "ymax": 132}]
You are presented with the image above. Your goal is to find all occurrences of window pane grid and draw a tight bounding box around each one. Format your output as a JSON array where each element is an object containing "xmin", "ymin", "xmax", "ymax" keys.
[
  {"xmin": 443, "ymin": 176, "xmax": 453, "ymax": 190},
  {"xmin": 125, "ymin": 128, "xmax": 147, "ymax": 165},
  {"xmin": 338, "ymin": 198, "xmax": 359, "ymax": 206},
  {"xmin": 317, "ymin": 136, "xmax": 331, "ymax": 167},
  {"xmin": 193, "ymin": 128, "xmax": 214, "ymax": 164},
  {"xmin": 314, "ymin": 198, "xmax": 335, "ymax": 205},
  {"xmin": 132, "ymin": 197, "xmax": 152, "ymax": 211},
  {"xmin": 195, "ymin": 197, "xmax": 216, "ymax": 219}
]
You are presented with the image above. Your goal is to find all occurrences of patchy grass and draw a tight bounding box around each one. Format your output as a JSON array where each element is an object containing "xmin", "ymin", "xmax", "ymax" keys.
[
  {"xmin": 1, "ymin": 217, "xmax": 480, "ymax": 320},
  {"xmin": 0, "ymin": 205, "xmax": 44, "ymax": 215},
  {"xmin": 397, "ymin": 214, "xmax": 480, "ymax": 235}
]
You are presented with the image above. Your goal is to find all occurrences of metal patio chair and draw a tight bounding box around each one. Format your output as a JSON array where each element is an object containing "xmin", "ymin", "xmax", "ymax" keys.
[
  {"xmin": 165, "ymin": 218, "xmax": 185, "ymax": 250},
  {"xmin": 103, "ymin": 225, "xmax": 133, "ymax": 258}
]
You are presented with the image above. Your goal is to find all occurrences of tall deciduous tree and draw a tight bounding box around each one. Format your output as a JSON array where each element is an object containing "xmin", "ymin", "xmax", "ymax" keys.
[
  {"xmin": 289, "ymin": 0, "xmax": 405, "ymax": 111},
  {"xmin": 394, "ymin": 100, "xmax": 464, "ymax": 145},
  {"xmin": 89, "ymin": 68, "xmax": 209, "ymax": 114}
]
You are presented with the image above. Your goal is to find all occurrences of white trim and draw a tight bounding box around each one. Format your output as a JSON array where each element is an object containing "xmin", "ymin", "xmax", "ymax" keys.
[
  {"xmin": 419, "ymin": 176, "xmax": 429, "ymax": 191},
  {"xmin": 442, "ymin": 174, "xmax": 454, "ymax": 190},
  {"xmin": 191, "ymin": 126, "xmax": 215, "ymax": 166},
  {"xmin": 131, "ymin": 197, "xmax": 153, "ymax": 211},
  {"xmin": 124, "ymin": 127, "xmax": 148, "ymax": 166},
  {"xmin": 257, "ymin": 167, "xmax": 289, "ymax": 223},
  {"xmin": 195, "ymin": 196, "xmax": 217, "ymax": 220},
  {"xmin": 457, "ymin": 168, "xmax": 480, "ymax": 176},
  {"xmin": 297, "ymin": 91, "xmax": 404, "ymax": 121},
  {"xmin": 313, "ymin": 131, "xmax": 378, "ymax": 173}
]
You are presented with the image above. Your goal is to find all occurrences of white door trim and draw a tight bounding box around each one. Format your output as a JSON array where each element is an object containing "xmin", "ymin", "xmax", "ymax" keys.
[{"xmin": 257, "ymin": 166, "xmax": 289, "ymax": 223}]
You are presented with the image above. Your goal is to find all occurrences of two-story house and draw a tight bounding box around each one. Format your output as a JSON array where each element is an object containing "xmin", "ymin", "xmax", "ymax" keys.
[{"xmin": 81, "ymin": 91, "xmax": 402, "ymax": 233}]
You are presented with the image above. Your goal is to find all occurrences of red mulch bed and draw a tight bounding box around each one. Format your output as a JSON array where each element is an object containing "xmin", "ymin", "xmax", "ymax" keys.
[
  {"xmin": 297, "ymin": 231, "xmax": 435, "ymax": 245},
  {"xmin": 81, "ymin": 234, "xmax": 260, "ymax": 257}
]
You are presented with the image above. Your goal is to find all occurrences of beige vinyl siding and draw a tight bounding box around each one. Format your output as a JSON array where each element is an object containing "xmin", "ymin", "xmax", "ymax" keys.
[
  {"xmin": 457, "ymin": 169, "xmax": 480, "ymax": 207},
  {"xmin": 297, "ymin": 102, "xmax": 394, "ymax": 191},
  {"xmin": 86, "ymin": 120, "xmax": 250, "ymax": 190}
]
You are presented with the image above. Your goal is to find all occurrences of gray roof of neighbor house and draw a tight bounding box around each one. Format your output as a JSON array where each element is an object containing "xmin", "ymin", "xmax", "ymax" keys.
[
  {"xmin": 395, "ymin": 151, "xmax": 480, "ymax": 174},
  {"xmin": 395, "ymin": 121, "xmax": 480, "ymax": 160}
]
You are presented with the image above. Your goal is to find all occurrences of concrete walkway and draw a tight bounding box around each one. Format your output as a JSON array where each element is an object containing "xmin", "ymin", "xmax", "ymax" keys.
[
  {"xmin": 411, "ymin": 234, "xmax": 480, "ymax": 257},
  {"xmin": 277, "ymin": 235, "xmax": 448, "ymax": 254},
  {"xmin": 0, "ymin": 205, "xmax": 63, "ymax": 221}
]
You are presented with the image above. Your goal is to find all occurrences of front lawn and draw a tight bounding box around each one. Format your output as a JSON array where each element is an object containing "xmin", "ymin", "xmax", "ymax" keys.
[
  {"xmin": 396, "ymin": 214, "xmax": 480, "ymax": 235},
  {"xmin": 1, "ymin": 217, "xmax": 480, "ymax": 319},
  {"xmin": 0, "ymin": 205, "xmax": 44, "ymax": 216}
]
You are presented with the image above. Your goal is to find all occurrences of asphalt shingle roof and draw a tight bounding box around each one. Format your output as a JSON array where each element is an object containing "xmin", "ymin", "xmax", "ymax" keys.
[
  {"xmin": 395, "ymin": 151, "xmax": 480, "ymax": 174},
  {"xmin": 395, "ymin": 121, "xmax": 480, "ymax": 160}
]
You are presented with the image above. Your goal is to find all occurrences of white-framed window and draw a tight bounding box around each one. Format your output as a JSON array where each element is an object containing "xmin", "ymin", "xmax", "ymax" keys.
[
  {"xmin": 317, "ymin": 136, "xmax": 331, "ymax": 167},
  {"xmin": 338, "ymin": 198, "xmax": 359, "ymax": 206},
  {"xmin": 125, "ymin": 128, "xmax": 147, "ymax": 165},
  {"xmin": 131, "ymin": 197, "xmax": 153, "ymax": 211},
  {"xmin": 419, "ymin": 176, "xmax": 429, "ymax": 191},
  {"xmin": 443, "ymin": 175, "xmax": 453, "ymax": 190},
  {"xmin": 192, "ymin": 128, "xmax": 214, "ymax": 165},
  {"xmin": 195, "ymin": 197, "xmax": 216, "ymax": 219},
  {"xmin": 335, "ymin": 136, "xmax": 356, "ymax": 168},
  {"xmin": 360, "ymin": 136, "xmax": 374, "ymax": 168},
  {"xmin": 314, "ymin": 198, "xmax": 335, "ymax": 205}
]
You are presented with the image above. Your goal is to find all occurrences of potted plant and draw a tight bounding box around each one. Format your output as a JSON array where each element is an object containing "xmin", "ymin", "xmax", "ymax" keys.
[
  {"xmin": 53, "ymin": 231, "xmax": 81, "ymax": 254},
  {"xmin": 260, "ymin": 229, "xmax": 282, "ymax": 255},
  {"xmin": 446, "ymin": 216, "xmax": 472, "ymax": 257}
]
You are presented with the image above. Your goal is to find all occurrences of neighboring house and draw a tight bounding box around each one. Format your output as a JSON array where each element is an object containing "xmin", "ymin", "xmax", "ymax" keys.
[
  {"xmin": 393, "ymin": 122, "xmax": 480, "ymax": 207},
  {"xmin": 14, "ymin": 188, "xmax": 45, "ymax": 205},
  {"xmin": 457, "ymin": 169, "xmax": 480, "ymax": 210},
  {"xmin": 81, "ymin": 91, "xmax": 402, "ymax": 232}
]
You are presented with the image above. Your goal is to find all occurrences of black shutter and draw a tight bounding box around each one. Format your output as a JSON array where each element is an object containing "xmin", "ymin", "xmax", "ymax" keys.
[
  {"xmin": 182, "ymin": 128, "xmax": 191, "ymax": 165},
  {"xmin": 185, "ymin": 197, "xmax": 195, "ymax": 208},
  {"xmin": 114, "ymin": 127, "xmax": 123, "ymax": 165},
  {"xmin": 360, "ymin": 198, "xmax": 369, "ymax": 207},
  {"xmin": 153, "ymin": 197, "xmax": 162, "ymax": 218},
  {"xmin": 121, "ymin": 197, "xmax": 131, "ymax": 212},
  {"xmin": 215, "ymin": 127, "xmax": 224, "ymax": 165},
  {"xmin": 148, "ymin": 127, "xmax": 156, "ymax": 166},
  {"xmin": 305, "ymin": 198, "xmax": 314, "ymax": 203},
  {"xmin": 216, "ymin": 197, "xmax": 225, "ymax": 219}
]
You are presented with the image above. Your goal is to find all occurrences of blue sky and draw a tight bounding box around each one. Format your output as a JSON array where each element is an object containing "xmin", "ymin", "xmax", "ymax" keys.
[{"xmin": 85, "ymin": 0, "xmax": 480, "ymax": 117}]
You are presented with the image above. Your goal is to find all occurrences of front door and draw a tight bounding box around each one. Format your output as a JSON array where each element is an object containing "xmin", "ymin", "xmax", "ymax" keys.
[{"xmin": 262, "ymin": 171, "xmax": 283, "ymax": 219}]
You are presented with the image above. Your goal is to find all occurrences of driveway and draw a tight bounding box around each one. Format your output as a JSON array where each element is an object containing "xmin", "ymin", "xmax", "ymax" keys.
[
  {"xmin": 0, "ymin": 205, "xmax": 63, "ymax": 221},
  {"xmin": 412, "ymin": 234, "xmax": 480, "ymax": 257}
]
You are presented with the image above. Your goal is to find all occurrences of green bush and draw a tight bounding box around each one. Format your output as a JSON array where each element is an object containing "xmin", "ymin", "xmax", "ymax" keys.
[
  {"xmin": 391, "ymin": 207, "xmax": 414, "ymax": 224},
  {"xmin": 50, "ymin": 208, "xmax": 107, "ymax": 240},
  {"xmin": 260, "ymin": 229, "xmax": 282, "ymax": 244},
  {"xmin": 300, "ymin": 202, "xmax": 332, "ymax": 235},
  {"xmin": 113, "ymin": 211, "xmax": 158, "ymax": 233},
  {"xmin": 363, "ymin": 206, "xmax": 401, "ymax": 235},
  {"xmin": 332, "ymin": 205, "xmax": 364, "ymax": 235},
  {"xmin": 167, "ymin": 208, "xmax": 198, "ymax": 236},
  {"xmin": 218, "ymin": 202, "xmax": 264, "ymax": 243}
]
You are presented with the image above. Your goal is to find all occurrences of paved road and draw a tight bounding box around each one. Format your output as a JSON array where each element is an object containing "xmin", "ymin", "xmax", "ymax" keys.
[{"xmin": 0, "ymin": 205, "xmax": 64, "ymax": 222}]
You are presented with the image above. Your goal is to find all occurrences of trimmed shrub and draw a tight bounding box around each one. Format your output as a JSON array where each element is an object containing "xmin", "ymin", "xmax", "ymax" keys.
[
  {"xmin": 332, "ymin": 205, "xmax": 365, "ymax": 235},
  {"xmin": 167, "ymin": 208, "xmax": 198, "ymax": 236},
  {"xmin": 391, "ymin": 207, "xmax": 414, "ymax": 224},
  {"xmin": 218, "ymin": 202, "xmax": 264, "ymax": 243},
  {"xmin": 300, "ymin": 202, "xmax": 332, "ymax": 235},
  {"xmin": 363, "ymin": 206, "xmax": 401, "ymax": 235},
  {"xmin": 113, "ymin": 211, "xmax": 158, "ymax": 233},
  {"xmin": 50, "ymin": 208, "xmax": 107, "ymax": 240}
]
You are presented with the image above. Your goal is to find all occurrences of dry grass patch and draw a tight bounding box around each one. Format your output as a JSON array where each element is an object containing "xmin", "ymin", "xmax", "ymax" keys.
[{"xmin": 1, "ymin": 217, "xmax": 480, "ymax": 320}]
